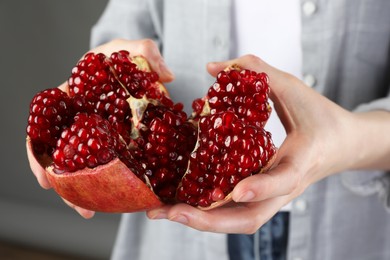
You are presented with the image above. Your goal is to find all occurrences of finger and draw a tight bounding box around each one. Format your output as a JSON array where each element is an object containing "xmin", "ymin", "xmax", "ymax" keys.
[
  {"xmin": 206, "ymin": 55, "xmax": 300, "ymax": 134},
  {"xmin": 58, "ymin": 81, "xmax": 69, "ymax": 93},
  {"xmin": 91, "ymin": 39, "xmax": 174, "ymax": 83},
  {"xmin": 206, "ymin": 61, "xmax": 230, "ymax": 77},
  {"xmin": 62, "ymin": 198, "xmax": 95, "ymax": 219},
  {"xmin": 26, "ymin": 140, "xmax": 52, "ymax": 189},
  {"xmin": 132, "ymin": 39, "xmax": 174, "ymax": 83},
  {"xmin": 207, "ymin": 54, "xmax": 270, "ymax": 77},
  {"xmin": 26, "ymin": 81, "xmax": 71, "ymax": 189},
  {"xmin": 34, "ymin": 167, "xmax": 52, "ymax": 189},
  {"xmin": 147, "ymin": 196, "xmax": 288, "ymax": 234},
  {"xmin": 207, "ymin": 54, "xmax": 294, "ymax": 99},
  {"xmin": 231, "ymin": 160, "xmax": 302, "ymax": 203}
]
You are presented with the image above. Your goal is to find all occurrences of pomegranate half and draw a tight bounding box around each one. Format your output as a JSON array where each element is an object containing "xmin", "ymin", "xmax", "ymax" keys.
[{"xmin": 26, "ymin": 50, "xmax": 276, "ymax": 212}]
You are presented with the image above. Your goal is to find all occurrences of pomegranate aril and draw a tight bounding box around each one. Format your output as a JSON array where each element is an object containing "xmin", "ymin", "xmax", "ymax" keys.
[
  {"xmin": 69, "ymin": 52, "xmax": 113, "ymax": 97},
  {"xmin": 192, "ymin": 98, "xmax": 205, "ymax": 116},
  {"xmin": 130, "ymin": 104, "xmax": 197, "ymax": 202},
  {"xmin": 204, "ymin": 69, "xmax": 272, "ymax": 128},
  {"xmin": 198, "ymin": 192, "xmax": 213, "ymax": 208},
  {"xmin": 179, "ymin": 111, "xmax": 275, "ymax": 207},
  {"xmin": 27, "ymin": 88, "xmax": 72, "ymax": 151},
  {"xmin": 108, "ymin": 51, "xmax": 162, "ymax": 100},
  {"xmin": 211, "ymin": 187, "xmax": 225, "ymax": 202},
  {"xmin": 156, "ymin": 185, "xmax": 177, "ymax": 199},
  {"xmin": 52, "ymin": 114, "xmax": 122, "ymax": 172},
  {"xmin": 27, "ymin": 49, "xmax": 276, "ymax": 212},
  {"xmin": 97, "ymin": 148, "xmax": 114, "ymax": 164},
  {"xmin": 68, "ymin": 54, "xmax": 134, "ymax": 145},
  {"xmin": 217, "ymin": 71, "xmax": 231, "ymax": 86},
  {"xmin": 86, "ymin": 155, "xmax": 98, "ymax": 168}
]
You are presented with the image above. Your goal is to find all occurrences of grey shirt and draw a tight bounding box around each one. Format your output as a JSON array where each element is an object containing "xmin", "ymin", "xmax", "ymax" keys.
[{"xmin": 91, "ymin": 0, "xmax": 390, "ymax": 259}]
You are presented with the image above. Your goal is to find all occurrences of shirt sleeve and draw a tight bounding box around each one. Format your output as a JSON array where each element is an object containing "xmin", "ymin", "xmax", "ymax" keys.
[
  {"xmin": 341, "ymin": 79, "xmax": 390, "ymax": 213},
  {"xmin": 90, "ymin": 0, "xmax": 163, "ymax": 49}
]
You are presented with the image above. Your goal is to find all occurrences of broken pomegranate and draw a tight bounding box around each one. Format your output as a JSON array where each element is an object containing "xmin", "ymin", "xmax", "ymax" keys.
[{"xmin": 26, "ymin": 50, "xmax": 276, "ymax": 212}]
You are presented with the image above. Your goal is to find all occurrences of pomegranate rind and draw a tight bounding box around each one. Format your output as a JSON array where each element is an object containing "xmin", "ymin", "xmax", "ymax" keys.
[
  {"xmin": 27, "ymin": 138, "xmax": 162, "ymax": 213},
  {"xmin": 27, "ymin": 53, "xmax": 277, "ymax": 213},
  {"xmin": 26, "ymin": 54, "xmax": 170, "ymax": 213},
  {"xmin": 131, "ymin": 55, "xmax": 169, "ymax": 96},
  {"xmin": 198, "ymin": 149, "xmax": 278, "ymax": 211}
]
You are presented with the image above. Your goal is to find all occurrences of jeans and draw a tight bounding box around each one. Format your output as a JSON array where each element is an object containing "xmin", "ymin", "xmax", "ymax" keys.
[{"xmin": 228, "ymin": 212, "xmax": 289, "ymax": 260}]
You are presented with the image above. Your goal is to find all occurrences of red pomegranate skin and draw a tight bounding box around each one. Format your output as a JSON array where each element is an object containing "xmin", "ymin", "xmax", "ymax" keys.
[{"xmin": 27, "ymin": 140, "xmax": 162, "ymax": 212}]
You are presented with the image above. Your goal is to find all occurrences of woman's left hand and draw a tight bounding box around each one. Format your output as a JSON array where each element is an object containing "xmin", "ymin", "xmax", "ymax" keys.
[{"xmin": 146, "ymin": 55, "xmax": 390, "ymax": 233}]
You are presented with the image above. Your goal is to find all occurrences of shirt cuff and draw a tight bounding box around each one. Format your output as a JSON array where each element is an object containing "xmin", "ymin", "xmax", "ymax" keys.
[{"xmin": 341, "ymin": 170, "xmax": 390, "ymax": 212}]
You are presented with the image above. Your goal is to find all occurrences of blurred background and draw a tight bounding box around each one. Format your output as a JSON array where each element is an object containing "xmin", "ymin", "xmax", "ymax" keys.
[{"xmin": 0, "ymin": 1, "xmax": 123, "ymax": 259}]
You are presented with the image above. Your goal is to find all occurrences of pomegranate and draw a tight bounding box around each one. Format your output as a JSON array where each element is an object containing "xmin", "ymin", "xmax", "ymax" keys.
[{"xmin": 26, "ymin": 50, "xmax": 276, "ymax": 212}]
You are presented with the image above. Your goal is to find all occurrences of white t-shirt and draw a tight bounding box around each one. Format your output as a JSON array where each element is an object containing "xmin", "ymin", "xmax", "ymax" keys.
[{"xmin": 231, "ymin": 0, "xmax": 303, "ymax": 210}]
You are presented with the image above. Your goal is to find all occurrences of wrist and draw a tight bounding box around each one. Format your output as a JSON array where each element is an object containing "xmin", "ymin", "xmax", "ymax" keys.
[{"xmin": 342, "ymin": 110, "xmax": 390, "ymax": 171}]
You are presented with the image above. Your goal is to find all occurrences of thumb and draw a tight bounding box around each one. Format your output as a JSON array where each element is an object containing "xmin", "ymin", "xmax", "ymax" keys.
[
  {"xmin": 90, "ymin": 39, "xmax": 175, "ymax": 83},
  {"xmin": 206, "ymin": 61, "xmax": 231, "ymax": 77},
  {"xmin": 131, "ymin": 39, "xmax": 175, "ymax": 83},
  {"xmin": 206, "ymin": 55, "xmax": 271, "ymax": 77},
  {"xmin": 156, "ymin": 58, "xmax": 175, "ymax": 83}
]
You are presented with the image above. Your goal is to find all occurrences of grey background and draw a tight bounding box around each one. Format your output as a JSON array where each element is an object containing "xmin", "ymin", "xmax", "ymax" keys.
[{"xmin": 0, "ymin": 1, "xmax": 122, "ymax": 259}]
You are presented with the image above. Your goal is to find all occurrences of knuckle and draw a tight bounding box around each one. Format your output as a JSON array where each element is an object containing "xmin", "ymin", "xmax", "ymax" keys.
[
  {"xmin": 248, "ymin": 174, "xmax": 272, "ymax": 200},
  {"xmin": 288, "ymin": 164, "xmax": 303, "ymax": 193},
  {"xmin": 140, "ymin": 38, "xmax": 157, "ymax": 47},
  {"xmin": 139, "ymin": 39, "xmax": 158, "ymax": 52},
  {"xmin": 111, "ymin": 38, "xmax": 126, "ymax": 44},
  {"xmin": 242, "ymin": 221, "xmax": 261, "ymax": 234},
  {"xmin": 243, "ymin": 54, "xmax": 262, "ymax": 65},
  {"xmin": 285, "ymin": 165, "xmax": 311, "ymax": 198},
  {"xmin": 196, "ymin": 220, "xmax": 214, "ymax": 232},
  {"xmin": 137, "ymin": 39, "xmax": 161, "ymax": 60},
  {"xmin": 293, "ymin": 173, "xmax": 302, "ymax": 190}
]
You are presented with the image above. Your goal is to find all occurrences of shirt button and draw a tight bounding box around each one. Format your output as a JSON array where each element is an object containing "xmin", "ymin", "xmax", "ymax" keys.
[
  {"xmin": 302, "ymin": 1, "xmax": 317, "ymax": 16},
  {"xmin": 303, "ymin": 74, "xmax": 317, "ymax": 87},
  {"xmin": 294, "ymin": 199, "xmax": 308, "ymax": 212}
]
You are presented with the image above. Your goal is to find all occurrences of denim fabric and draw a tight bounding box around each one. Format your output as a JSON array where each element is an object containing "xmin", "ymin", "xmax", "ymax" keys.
[{"xmin": 228, "ymin": 212, "xmax": 289, "ymax": 260}]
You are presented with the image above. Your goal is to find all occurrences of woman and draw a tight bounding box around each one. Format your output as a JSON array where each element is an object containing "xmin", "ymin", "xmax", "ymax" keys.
[{"xmin": 30, "ymin": 0, "xmax": 390, "ymax": 259}]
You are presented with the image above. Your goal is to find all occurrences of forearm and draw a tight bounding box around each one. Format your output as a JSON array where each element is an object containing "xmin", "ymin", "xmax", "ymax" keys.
[{"xmin": 347, "ymin": 110, "xmax": 390, "ymax": 171}]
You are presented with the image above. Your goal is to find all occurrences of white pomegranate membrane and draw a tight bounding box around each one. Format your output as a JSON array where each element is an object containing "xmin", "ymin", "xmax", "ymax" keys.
[{"xmin": 26, "ymin": 50, "xmax": 276, "ymax": 211}]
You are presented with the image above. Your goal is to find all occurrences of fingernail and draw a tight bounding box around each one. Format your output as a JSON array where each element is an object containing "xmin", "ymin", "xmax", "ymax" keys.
[
  {"xmin": 78, "ymin": 208, "xmax": 95, "ymax": 219},
  {"xmin": 170, "ymin": 214, "xmax": 188, "ymax": 225},
  {"xmin": 149, "ymin": 210, "xmax": 167, "ymax": 220},
  {"xmin": 236, "ymin": 190, "xmax": 255, "ymax": 202},
  {"xmin": 159, "ymin": 59, "xmax": 174, "ymax": 77}
]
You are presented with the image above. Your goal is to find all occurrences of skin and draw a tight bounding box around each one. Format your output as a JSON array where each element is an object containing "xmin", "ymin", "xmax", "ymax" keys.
[
  {"xmin": 30, "ymin": 39, "xmax": 390, "ymax": 232},
  {"xmin": 146, "ymin": 56, "xmax": 390, "ymax": 233}
]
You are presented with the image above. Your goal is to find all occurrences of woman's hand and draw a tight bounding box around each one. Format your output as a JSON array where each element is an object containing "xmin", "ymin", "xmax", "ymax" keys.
[
  {"xmin": 28, "ymin": 38, "xmax": 174, "ymax": 219},
  {"xmin": 89, "ymin": 39, "xmax": 174, "ymax": 82},
  {"xmin": 146, "ymin": 54, "xmax": 390, "ymax": 233}
]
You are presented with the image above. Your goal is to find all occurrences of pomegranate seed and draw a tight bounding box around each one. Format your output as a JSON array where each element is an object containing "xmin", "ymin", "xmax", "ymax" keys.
[
  {"xmin": 130, "ymin": 104, "xmax": 197, "ymax": 201},
  {"xmin": 179, "ymin": 111, "xmax": 275, "ymax": 207},
  {"xmin": 207, "ymin": 69, "xmax": 272, "ymax": 128},
  {"xmin": 211, "ymin": 187, "xmax": 225, "ymax": 201},
  {"xmin": 27, "ymin": 88, "xmax": 72, "ymax": 150},
  {"xmin": 52, "ymin": 114, "xmax": 122, "ymax": 172},
  {"xmin": 27, "ymin": 50, "xmax": 275, "ymax": 209}
]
